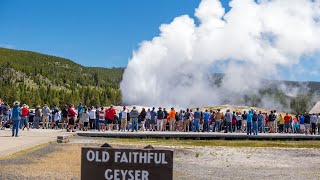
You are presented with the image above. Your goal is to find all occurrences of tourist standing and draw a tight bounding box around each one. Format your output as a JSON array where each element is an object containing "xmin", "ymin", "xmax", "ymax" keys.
[
  {"xmin": 177, "ymin": 110, "xmax": 184, "ymax": 131},
  {"xmin": 246, "ymin": 111, "xmax": 253, "ymax": 135},
  {"xmin": 268, "ymin": 111, "xmax": 275, "ymax": 133},
  {"xmin": 33, "ymin": 106, "xmax": 41, "ymax": 129},
  {"xmin": 120, "ymin": 106, "xmax": 127, "ymax": 131},
  {"xmin": 242, "ymin": 111, "xmax": 248, "ymax": 133},
  {"xmin": 106, "ymin": 106, "xmax": 116, "ymax": 131},
  {"xmin": 214, "ymin": 109, "xmax": 223, "ymax": 132},
  {"xmin": 299, "ymin": 114, "xmax": 305, "ymax": 133},
  {"xmin": 258, "ymin": 111, "xmax": 263, "ymax": 133},
  {"xmin": 203, "ymin": 110, "xmax": 210, "ymax": 132},
  {"xmin": 41, "ymin": 105, "xmax": 50, "ymax": 129},
  {"xmin": 310, "ymin": 113, "xmax": 317, "ymax": 135},
  {"xmin": 67, "ymin": 105, "xmax": 77, "ymax": 132},
  {"xmin": 157, "ymin": 107, "xmax": 164, "ymax": 131},
  {"xmin": 98, "ymin": 107, "xmax": 106, "ymax": 131},
  {"xmin": 252, "ymin": 111, "xmax": 258, "ymax": 135},
  {"xmin": 53, "ymin": 109, "xmax": 61, "ymax": 129},
  {"xmin": 169, "ymin": 108, "xmax": 176, "ymax": 131},
  {"xmin": 77, "ymin": 102, "xmax": 83, "ymax": 119},
  {"xmin": 95, "ymin": 106, "xmax": 100, "ymax": 131},
  {"xmin": 193, "ymin": 108, "xmax": 201, "ymax": 132},
  {"xmin": 88, "ymin": 106, "xmax": 96, "ymax": 130},
  {"xmin": 145, "ymin": 109, "xmax": 151, "ymax": 131},
  {"xmin": 304, "ymin": 113, "xmax": 311, "ymax": 135},
  {"xmin": 163, "ymin": 108, "xmax": 168, "ymax": 131},
  {"xmin": 150, "ymin": 107, "xmax": 156, "ymax": 131},
  {"xmin": 236, "ymin": 112, "xmax": 242, "ymax": 132},
  {"xmin": 11, "ymin": 101, "xmax": 21, "ymax": 137},
  {"xmin": 293, "ymin": 115, "xmax": 299, "ymax": 133},
  {"xmin": 140, "ymin": 108, "xmax": 146, "ymax": 131},
  {"xmin": 183, "ymin": 109, "xmax": 190, "ymax": 132},
  {"xmin": 21, "ymin": 104, "xmax": 29, "ymax": 130},
  {"xmin": 278, "ymin": 114, "xmax": 284, "ymax": 133},
  {"xmin": 284, "ymin": 113, "xmax": 291, "ymax": 133},
  {"xmin": 224, "ymin": 109, "xmax": 232, "ymax": 133},
  {"xmin": 81, "ymin": 108, "xmax": 90, "ymax": 131},
  {"xmin": 130, "ymin": 106, "xmax": 139, "ymax": 132},
  {"xmin": 61, "ymin": 105, "xmax": 68, "ymax": 129}
]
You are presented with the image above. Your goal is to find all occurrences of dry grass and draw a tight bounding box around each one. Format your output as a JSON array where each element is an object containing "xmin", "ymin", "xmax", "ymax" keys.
[{"xmin": 0, "ymin": 143, "xmax": 81, "ymax": 180}]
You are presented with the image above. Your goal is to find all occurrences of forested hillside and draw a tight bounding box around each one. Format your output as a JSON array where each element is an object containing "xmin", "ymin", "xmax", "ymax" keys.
[{"xmin": 0, "ymin": 48, "xmax": 124, "ymax": 107}]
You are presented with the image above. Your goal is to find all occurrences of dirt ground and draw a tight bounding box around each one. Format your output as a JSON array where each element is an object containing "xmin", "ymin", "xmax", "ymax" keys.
[{"xmin": 0, "ymin": 137, "xmax": 320, "ymax": 180}]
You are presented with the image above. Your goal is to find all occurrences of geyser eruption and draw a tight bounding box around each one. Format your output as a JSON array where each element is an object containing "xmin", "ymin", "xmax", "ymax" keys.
[{"xmin": 121, "ymin": 0, "xmax": 320, "ymax": 107}]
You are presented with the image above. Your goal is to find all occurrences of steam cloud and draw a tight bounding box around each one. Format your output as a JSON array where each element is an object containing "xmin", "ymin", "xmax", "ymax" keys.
[{"xmin": 120, "ymin": 0, "xmax": 320, "ymax": 108}]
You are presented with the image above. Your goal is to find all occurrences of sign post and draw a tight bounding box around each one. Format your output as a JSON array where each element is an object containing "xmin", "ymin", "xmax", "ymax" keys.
[{"xmin": 81, "ymin": 146, "xmax": 173, "ymax": 180}]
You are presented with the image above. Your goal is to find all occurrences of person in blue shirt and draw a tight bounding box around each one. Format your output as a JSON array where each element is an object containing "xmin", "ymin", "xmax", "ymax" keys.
[
  {"xmin": 11, "ymin": 101, "xmax": 22, "ymax": 137},
  {"xmin": 203, "ymin": 110, "xmax": 210, "ymax": 132},
  {"xmin": 150, "ymin": 107, "xmax": 157, "ymax": 131},
  {"xmin": 193, "ymin": 108, "xmax": 201, "ymax": 132},
  {"xmin": 246, "ymin": 110, "xmax": 253, "ymax": 135},
  {"xmin": 299, "ymin": 114, "xmax": 305, "ymax": 133},
  {"xmin": 78, "ymin": 102, "xmax": 83, "ymax": 118}
]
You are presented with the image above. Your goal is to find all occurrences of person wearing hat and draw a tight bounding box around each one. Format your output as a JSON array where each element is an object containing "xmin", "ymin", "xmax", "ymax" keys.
[
  {"xmin": 20, "ymin": 104, "xmax": 29, "ymax": 130},
  {"xmin": 11, "ymin": 101, "xmax": 21, "ymax": 137}
]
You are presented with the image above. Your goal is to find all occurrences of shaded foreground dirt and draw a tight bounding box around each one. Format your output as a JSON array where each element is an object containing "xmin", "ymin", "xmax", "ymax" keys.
[{"xmin": 0, "ymin": 138, "xmax": 320, "ymax": 180}]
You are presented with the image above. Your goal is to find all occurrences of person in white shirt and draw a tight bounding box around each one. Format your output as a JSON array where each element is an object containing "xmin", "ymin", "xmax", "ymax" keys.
[
  {"xmin": 120, "ymin": 106, "xmax": 127, "ymax": 131},
  {"xmin": 81, "ymin": 108, "xmax": 90, "ymax": 131},
  {"xmin": 54, "ymin": 110, "xmax": 61, "ymax": 130},
  {"xmin": 89, "ymin": 106, "xmax": 96, "ymax": 130},
  {"xmin": 274, "ymin": 110, "xmax": 278, "ymax": 133}
]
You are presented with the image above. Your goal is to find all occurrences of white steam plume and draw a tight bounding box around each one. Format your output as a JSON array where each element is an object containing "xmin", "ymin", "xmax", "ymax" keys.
[{"xmin": 120, "ymin": 0, "xmax": 320, "ymax": 107}]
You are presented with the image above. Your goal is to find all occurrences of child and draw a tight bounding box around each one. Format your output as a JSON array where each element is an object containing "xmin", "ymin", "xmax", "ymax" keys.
[
  {"xmin": 99, "ymin": 107, "xmax": 106, "ymax": 132},
  {"xmin": 81, "ymin": 108, "xmax": 90, "ymax": 131},
  {"xmin": 29, "ymin": 110, "xmax": 35, "ymax": 129},
  {"xmin": 54, "ymin": 110, "xmax": 61, "ymax": 129}
]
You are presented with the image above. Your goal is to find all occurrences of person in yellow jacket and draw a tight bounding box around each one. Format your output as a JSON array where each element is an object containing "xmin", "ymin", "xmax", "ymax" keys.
[{"xmin": 278, "ymin": 114, "xmax": 284, "ymax": 133}]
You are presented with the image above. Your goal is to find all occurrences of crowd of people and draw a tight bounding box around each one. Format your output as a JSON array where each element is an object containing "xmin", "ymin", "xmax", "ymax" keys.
[{"xmin": 1, "ymin": 100, "xmax": 320, "ymax": 137}]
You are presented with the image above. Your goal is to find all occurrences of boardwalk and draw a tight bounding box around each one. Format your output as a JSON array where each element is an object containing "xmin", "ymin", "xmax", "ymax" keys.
[{"xmin": 77, "ymin": 131, "xmax": 320, "ymax": 140}]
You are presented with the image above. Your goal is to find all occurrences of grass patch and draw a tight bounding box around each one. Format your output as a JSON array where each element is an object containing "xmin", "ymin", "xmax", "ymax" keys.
[
  {"xmin": 0, "ymin": 142, "xmax": 51, "ymax": 160},
  {"xmin": 96, "ymin": 138, "xmax": 320, "ymax": 149}
]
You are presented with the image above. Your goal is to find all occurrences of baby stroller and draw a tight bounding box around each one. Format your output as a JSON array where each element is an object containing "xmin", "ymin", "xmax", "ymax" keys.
[{"xmin": 1, "ymin": 115, "xmax": 11, "ymax": 129}]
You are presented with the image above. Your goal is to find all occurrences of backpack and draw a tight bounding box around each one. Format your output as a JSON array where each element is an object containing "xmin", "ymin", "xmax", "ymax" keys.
[
  {"xmin": 252, "ymin": 114, "xmax": 258, "ymax": 121},
  {"xmin": 184, "ymin": 112, "xmax": 190, "ymax": 120}
]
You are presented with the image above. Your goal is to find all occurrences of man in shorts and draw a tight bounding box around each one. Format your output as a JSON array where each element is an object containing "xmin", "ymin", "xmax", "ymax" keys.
[
  {"xmin": 42, "ymin": 105, "xmax": 50, "ymax": 129},
  {"xmin": 61, "ymin": 105, "xmax": 68, "ymax": 129},
  {"xmin": 67, "ymin": 104, "xmax": 77, "ymax": 132},
  {"xmin": 120, "ymin": 106, "xmax": 127, "ymax": 131},
  {"xmin": 105, "ymin": 106, "xmax": 116, "ymax": 131}
]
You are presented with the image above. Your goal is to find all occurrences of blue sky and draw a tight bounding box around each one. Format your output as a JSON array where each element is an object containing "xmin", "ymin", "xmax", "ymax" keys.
[
  {"xmin": 0, "ymin": 0, "xmax": 319, "ymax": 81},
  {"xmin": 0, "ymin": 0, "xmax": 230, "ymax": 68}
]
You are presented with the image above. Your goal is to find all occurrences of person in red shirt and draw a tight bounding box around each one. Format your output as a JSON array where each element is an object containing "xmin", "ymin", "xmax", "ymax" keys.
[
  {"xmin": 105, "ymin": 105, "xmax": 116, "ymax": 131},
  {"xmin": 284, "ymin": 113, "xmax": 291, "ymax": 133},
  {"xmin": 67, "ymin": 104, "xmax": 77, "ymax": 132},
  {"xmin": 21, "ymin": 104, "xmax": 29, "ymax": 130}
]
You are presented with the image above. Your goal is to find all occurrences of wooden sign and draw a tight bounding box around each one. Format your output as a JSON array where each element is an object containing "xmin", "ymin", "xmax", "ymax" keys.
[{"xmin": 81, "ymin": 147, "xmax": 173, "ymax": 180}]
